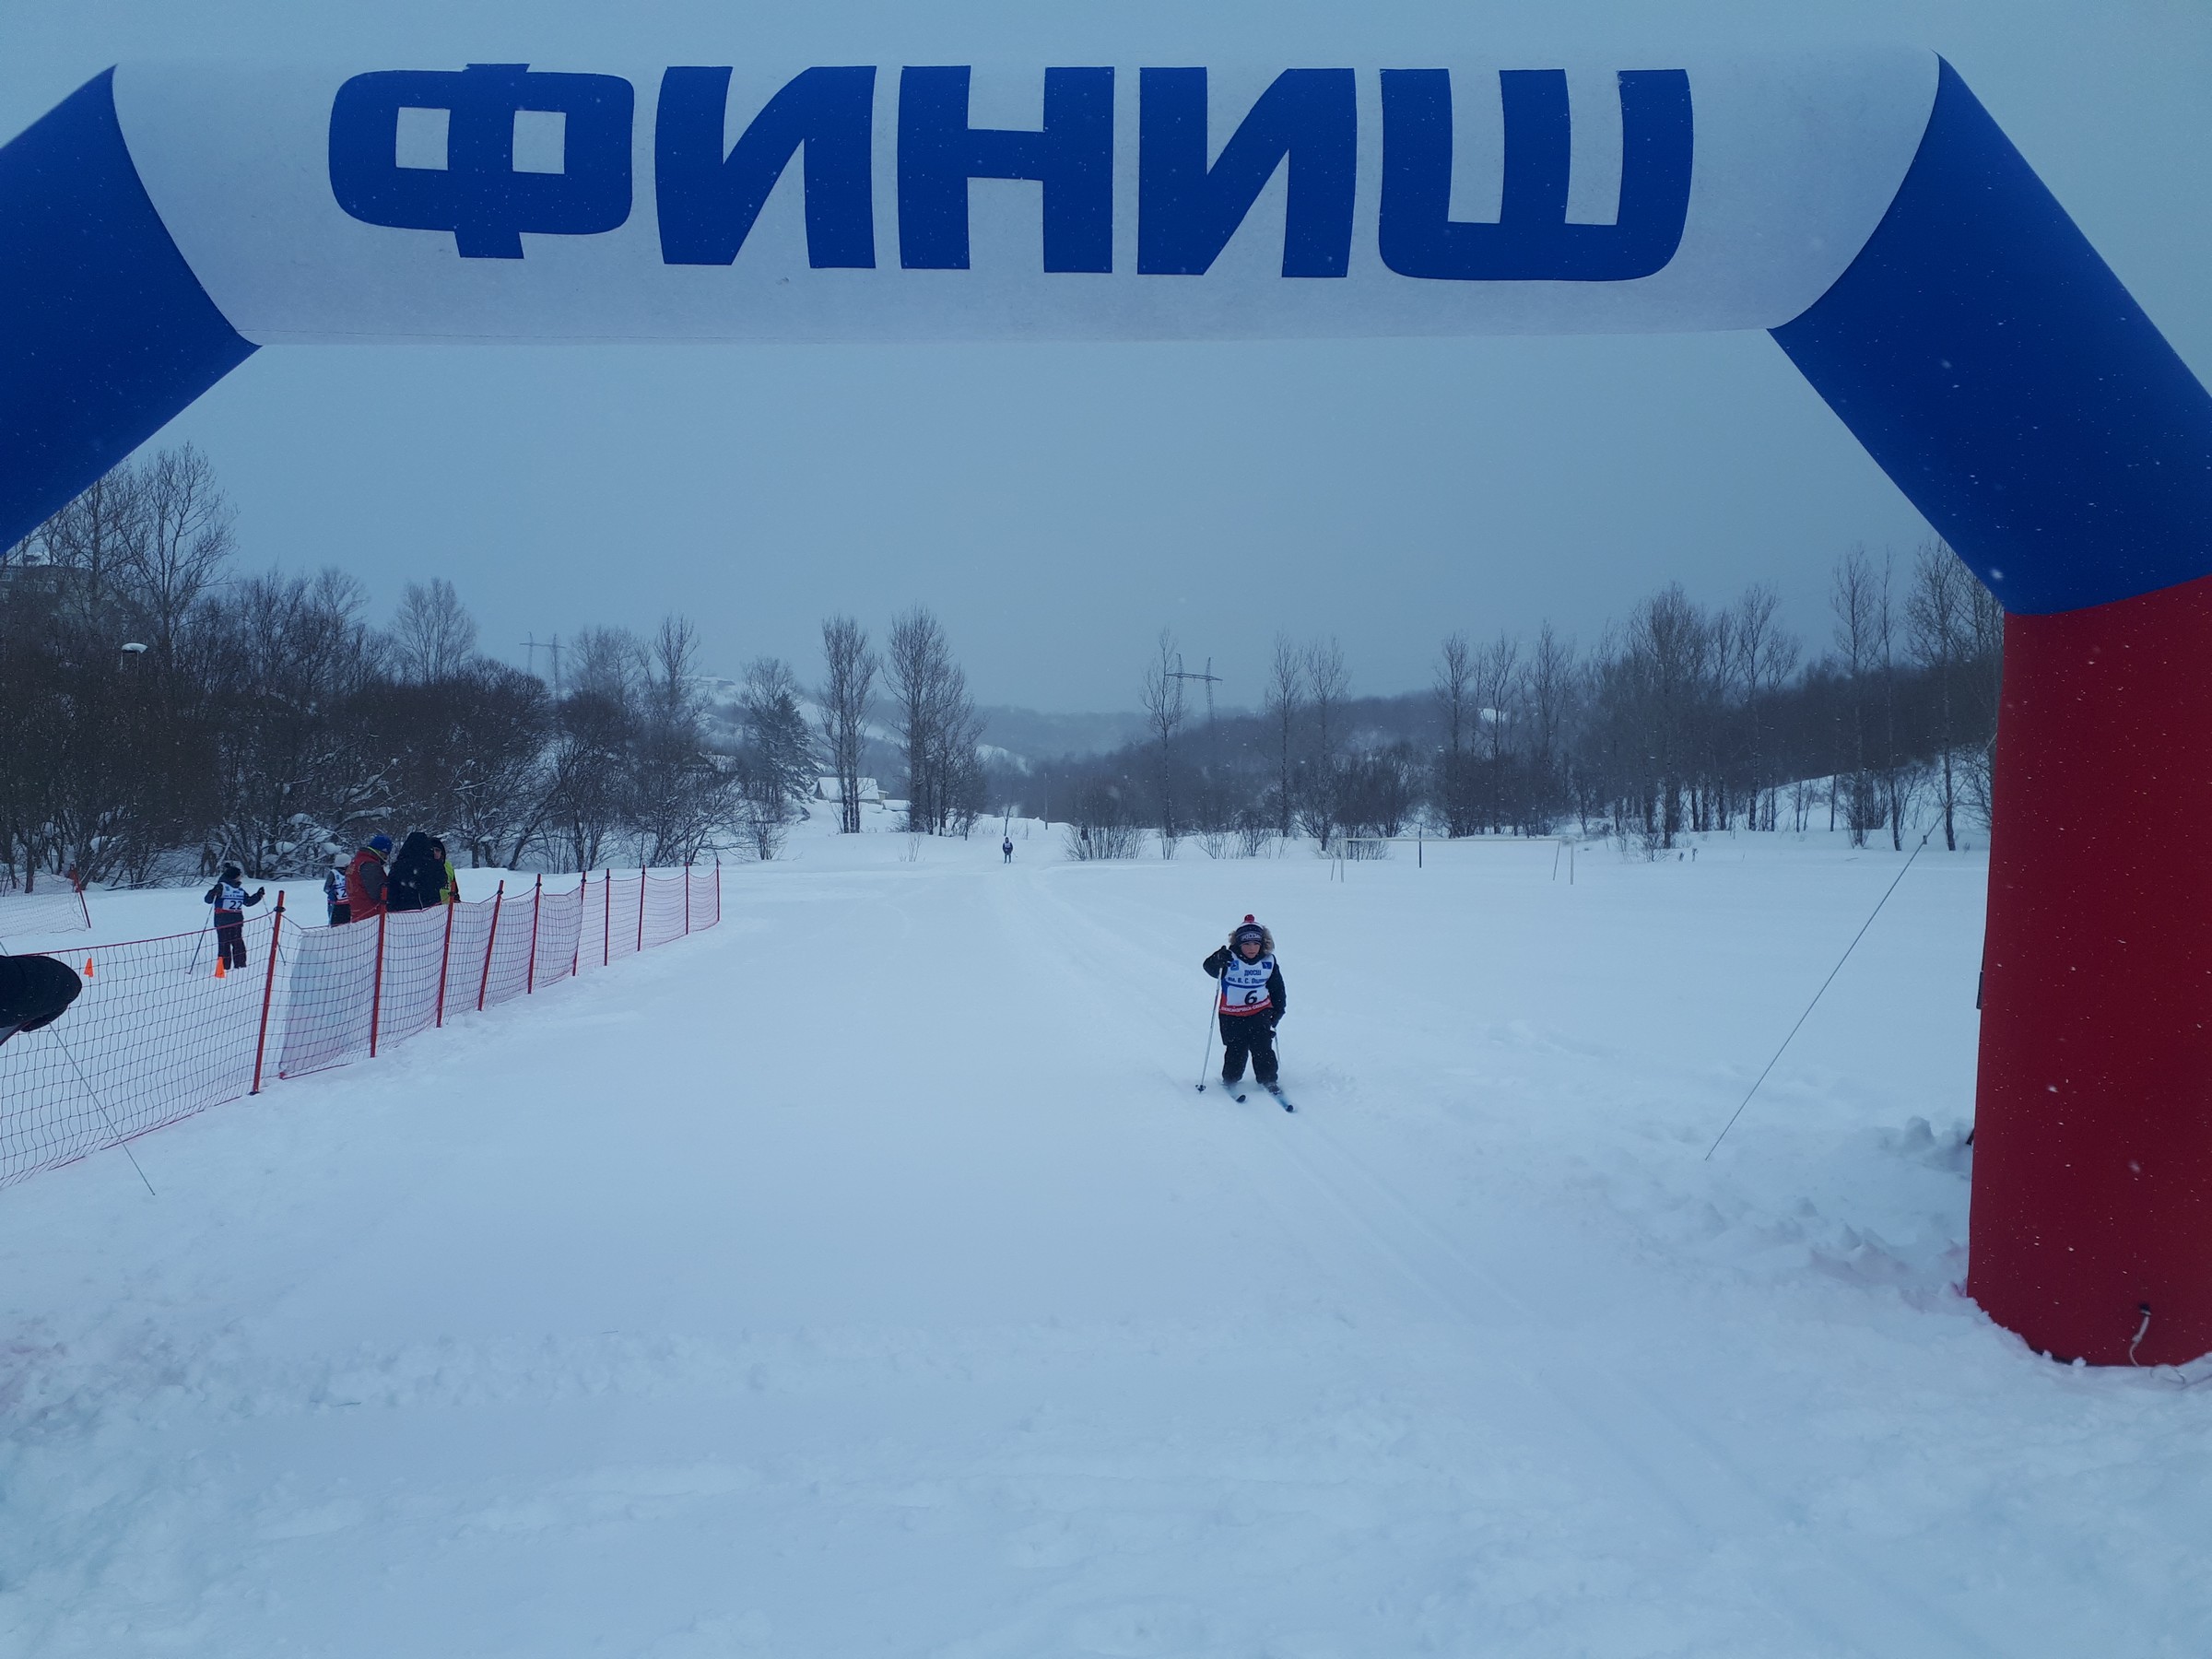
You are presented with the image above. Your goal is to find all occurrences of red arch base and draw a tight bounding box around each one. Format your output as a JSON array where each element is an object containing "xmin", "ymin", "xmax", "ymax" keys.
[{"xmin": 1971, "ymin": 572, "xmax": 2212, "ymax": 1365}]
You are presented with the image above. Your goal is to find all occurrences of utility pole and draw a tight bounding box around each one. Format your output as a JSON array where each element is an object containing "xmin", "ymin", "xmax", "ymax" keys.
[
  {"xmin": 522, "ymin": 633, "xmax": 566, "ymax": 697},
  {"xmin": 1167, "ymin": 654, "xmax": 1224, "ymax": 825},
  {"xmin": 1166, "ymin": 654, "xmax": 1222, "ymax": 724}
]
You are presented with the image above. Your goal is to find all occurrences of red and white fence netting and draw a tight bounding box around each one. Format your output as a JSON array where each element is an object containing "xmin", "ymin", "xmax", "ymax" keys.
[
  {"xmin": 0, "ymin": 865, "xmax": 721, "ymax": 1191},
  {"xmin": 0, "ymin": 877, "xmax": 92, "ymax": 943}
]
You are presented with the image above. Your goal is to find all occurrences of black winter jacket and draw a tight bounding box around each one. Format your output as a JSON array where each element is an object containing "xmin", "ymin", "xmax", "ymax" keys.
[{"xmin": 384, "ymin": 831, "xmax": 443, "ymax": 912}]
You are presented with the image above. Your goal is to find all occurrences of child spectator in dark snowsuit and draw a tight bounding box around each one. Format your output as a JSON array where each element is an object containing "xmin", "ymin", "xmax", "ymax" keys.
[
  {"xmin": 1202, "ymin": 914, "xmax": 1286, "ymax": 1090},
  {"xmin": 324, "ymin": 858, "xmax": 349, "ymax": 926},
  {"xmin": 203, "ymin": 862, "xmax": 266, "ymax": 970}
]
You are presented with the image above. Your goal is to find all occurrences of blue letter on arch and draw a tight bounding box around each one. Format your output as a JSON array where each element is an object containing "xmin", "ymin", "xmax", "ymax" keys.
[
  {"xmin": 328, "ymin": 64, "xmax": 634, "ymax": 260},
  {"xmin": 656, "ymin": 66, "xmax": 876, "ymax": 269}
]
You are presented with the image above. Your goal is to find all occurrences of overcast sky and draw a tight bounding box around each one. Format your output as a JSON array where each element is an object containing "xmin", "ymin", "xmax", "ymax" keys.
[{"xmin": 6, "ymin": 3, "xmax": 2209, "ymax": 712}]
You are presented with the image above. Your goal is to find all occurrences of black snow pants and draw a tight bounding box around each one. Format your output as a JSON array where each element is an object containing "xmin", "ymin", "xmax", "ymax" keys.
[
  {"xmin": 214, "ymin": 912, "xmax": 247, "ymax": 970},
  {"xmin": 1218, "ymin": 1011, "xmax": 1277, "ymax": 1086}
]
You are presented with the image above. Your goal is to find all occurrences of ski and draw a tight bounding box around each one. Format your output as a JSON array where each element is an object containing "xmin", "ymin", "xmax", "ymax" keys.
[
  {"xmin": 1195, "ymin": 1080, "xmax": 1249, "ymax": 1102},
  {"xmin": 1263, "ymin": 1084, "xmax": 1294, "ymax": 1112}
]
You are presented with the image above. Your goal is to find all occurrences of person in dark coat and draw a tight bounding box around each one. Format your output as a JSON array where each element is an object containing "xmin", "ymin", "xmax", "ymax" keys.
[
  {"xmin": 323, "ymin": 857, "xmax": 350, "ymax": 927},
  {"xmin": 346, "ymin": 833, "xmax": 392, "ymax": 924},
  {"xmin": 203, "ymin": 861, "xmax": 267, "ymax": 970},
  {"xmin": 383, "ymin": 830, "xmax": 442, "ymax": 913},
  {"xmin": 0, "ymin": 953, "xmax": 81, "ymax": 1049},
  {"xmin": 1202, "ymin": 914, "xmax": 1288, "ymax": 1091}
]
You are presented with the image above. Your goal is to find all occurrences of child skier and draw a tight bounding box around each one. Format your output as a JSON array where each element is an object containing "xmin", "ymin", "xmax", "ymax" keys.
[
  {"xmin": 1202, "ymin": 914, "xmax": 1287, "ymax": 1097},
  {"xmin": 203, "ymin": 862, "xmax": 267, "ymax": 971}
]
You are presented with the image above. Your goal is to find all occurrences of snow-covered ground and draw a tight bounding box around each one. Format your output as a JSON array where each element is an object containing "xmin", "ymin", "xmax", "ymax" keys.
[{"xmin": 4, "ymin": 814, "xmax": 2208, "ymax": 1655}]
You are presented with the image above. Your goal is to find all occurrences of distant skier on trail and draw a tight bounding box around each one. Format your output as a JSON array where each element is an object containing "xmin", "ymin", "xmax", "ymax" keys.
[
  {"xmin": 203, "ymin": 862, "xmax": 266, "ymax": 971},
  {"xmin": 1203, "ymin": 914, "xmax": 1287, "ymax": 1100},
  {"xmin": 1002, "ymin": 836, "xmax": 1014, "ymax": 864}
]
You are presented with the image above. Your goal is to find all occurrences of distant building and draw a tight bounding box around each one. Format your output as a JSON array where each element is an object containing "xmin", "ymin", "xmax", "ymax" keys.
[{"xmin": 815, "ymin": 775, "xmax": 885, "ymax": 805}]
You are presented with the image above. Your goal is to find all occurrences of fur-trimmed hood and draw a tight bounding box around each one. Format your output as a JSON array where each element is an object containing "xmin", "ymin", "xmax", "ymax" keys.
[{"xmin": 1226, "ymin": 921, "xmax": 1277, "ymax": 955}]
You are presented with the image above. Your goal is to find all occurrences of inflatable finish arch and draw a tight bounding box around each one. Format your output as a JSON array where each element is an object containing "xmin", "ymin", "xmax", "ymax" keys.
[{"xmin": 6, "ymin": 50, "xmax": 2212, "ymax": 1363}]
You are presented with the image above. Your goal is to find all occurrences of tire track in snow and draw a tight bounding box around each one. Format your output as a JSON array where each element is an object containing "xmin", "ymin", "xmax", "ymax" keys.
[{"xmin": 1014, "ymin": 864, "xmax": 2003, "ymax": 1658}]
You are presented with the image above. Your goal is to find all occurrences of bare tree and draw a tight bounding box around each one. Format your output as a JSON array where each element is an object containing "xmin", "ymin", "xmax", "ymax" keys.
[
  {"xmin": 1523, "ymin": 622, "xmax": 1574, "ymax": 831},
  {"xmin": 1265, "ymin": 633, "xmax": 1302, "ymax": 838},
  {"xmin": 629, "ymin": 614, "xmax": 733, "ymax": 865},
  {"xmin": 1830, "ymin": 547, "xmax": 1882, "ymax": 845},
  {"xmin": 1621, "ymin": 584, "xmax": 1711, "ymax": 850},
  {"xmin": 1140, "ymin": 629, "xmax": 1189, "ymax": 851},
  {"xmin": 1432, "ymin": 632, "xmax": 1476, "ymax": 837},
  {"xmin": 1733, "ymin": 583, "xmax": 1798, "ymax": 831},
  {"xmin": 1909, "ymin": 541, "xmax": 1973, "ymax": 850},
  {"xmin": 124, "ymin": 443, "xmax": 234, "ymax": 673},
  {"xmin": 570, "ymin": 625, "xmax": 647, "ymax": 706},
  {"xmin": 390, "ymin": 576, "xmax": 479, "ymax": 684},
  {"xmin": 36, "ymin": 465, "xmax": 142, "ymax": 624},
  {"xmin": 1871, "ymin": 551, "xmax": 1912, "ymax": 849},
  {"xmin": 887, "ymin": 606, "xmax": 985, "ymax": 835},
  {"xmin": 1471, "ymin": 632, "xmax": 1521, "ymax": 832},
  {"xmin": 1300, "ymin": 636, "xmax": 1350, "ymax": 843},
  {"xmin": 818, "ymin": 615, "xmax": 876, "ymax": 834}
]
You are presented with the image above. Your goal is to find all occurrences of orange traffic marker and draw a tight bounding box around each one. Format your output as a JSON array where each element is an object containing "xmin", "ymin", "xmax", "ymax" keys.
[
  {"xmin": 83, "ymin": 957, "xmax": 94, "ymax": 977},
  {"xmin": 214, "ymin": 959, "xmax": 226, "ymax": 980}
]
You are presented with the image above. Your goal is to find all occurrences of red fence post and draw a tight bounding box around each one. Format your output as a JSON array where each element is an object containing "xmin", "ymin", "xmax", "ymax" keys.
[
  {"xmin": 477, "ymin": 880, "xmax": 504, "ymax": 1011},
  {"xmin": 525, "ymin": 874, "xmax": 543, "ymax": 994},
  {"xmin": 250, "ymin": 891, "xmax": 285, "ymax": 1095},
  {"xmin": 433, "ymin": 889, "xmax": 456, "ymax": 1028},
  {"xmin": 603, "ymin": 867, "xmax": 612, "ymax": 966},
  {"xmin": 637, "ymin": 864, "xmax": 647, "ymax": 953},
  {"xmin": 572, "ymin": 869, "xmax": 587, "ymax": 977},
  {"xmin": 369, "ymin": 905, "xmax": 388, "ymax": 1059}
]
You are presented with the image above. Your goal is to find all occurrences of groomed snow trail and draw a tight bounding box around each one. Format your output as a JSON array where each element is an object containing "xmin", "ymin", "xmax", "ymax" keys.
[{"xmin": 4, "ymin": 824, "xmax": 2209, "ymax": 1655}]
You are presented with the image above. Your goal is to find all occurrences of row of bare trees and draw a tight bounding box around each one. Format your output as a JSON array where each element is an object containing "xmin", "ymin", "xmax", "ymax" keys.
[
  {"xmin": 811, "ymin": 606, "xmax": 989, "ymax": 837},
  {"xmin": 1, "ymin": 451, "xmax": 776, "ymax": 885},
  {"xmin": 1032, "ymin": 543, "xmax": 2003, "ymax": 857}
]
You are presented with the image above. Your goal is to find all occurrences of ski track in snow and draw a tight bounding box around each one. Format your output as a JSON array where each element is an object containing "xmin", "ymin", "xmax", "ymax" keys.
[{"xmin": 3, "ymin": 819, "xmax": 2211, "ymax": 1655}]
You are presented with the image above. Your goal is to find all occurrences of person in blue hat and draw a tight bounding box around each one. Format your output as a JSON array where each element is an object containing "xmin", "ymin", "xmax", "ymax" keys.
[{"xmin": 345, "ymin": 832, "xmax": 393, "ymax": 924}]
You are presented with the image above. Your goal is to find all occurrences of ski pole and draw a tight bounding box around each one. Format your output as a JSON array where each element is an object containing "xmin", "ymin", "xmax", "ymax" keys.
[{"xmin": 1194, "ymin": 980, "xmax": 1218, "ymax": 1091}]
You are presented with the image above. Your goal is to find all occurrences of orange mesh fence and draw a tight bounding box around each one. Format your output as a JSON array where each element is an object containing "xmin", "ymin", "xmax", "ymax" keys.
[
  {"xmin": 0, "ymin": 911, "xmax": 279, "ymax": 1189},
  {"xmin": 533, "ymin": 880, "xmax": 583, "ymax": 993},
  {"xmin": 274, "ymin": 908, "xmax": 379, "ymax": 1078},
  {"xmin": 587, "ymin": 871, "xmax": 644, "ymax": 968},
  {"xmin": 1, "ymin": 864, "xmax": 721, "ymax": 1189},
  {"xmin": 644, "ymin": 870, "xmax": 690, "ymax": 948},
  {"xmin": 0, "ymin": 879, "xmax": 93, "ymax": 942},
  {"xmin": 478, "ymin": 883, "xmax": 538, "ymax": 1009}
]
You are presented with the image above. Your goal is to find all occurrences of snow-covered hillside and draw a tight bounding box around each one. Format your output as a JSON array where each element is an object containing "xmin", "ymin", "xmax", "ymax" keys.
[{"xmin": 3, "ymin": 815, "xmax": 2206, "ymax": 1655}]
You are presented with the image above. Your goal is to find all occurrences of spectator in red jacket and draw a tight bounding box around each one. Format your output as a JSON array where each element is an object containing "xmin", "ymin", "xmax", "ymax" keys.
[{"xmin": 346, "ymin": 833, "xmax": 392, "ymax": 923}]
